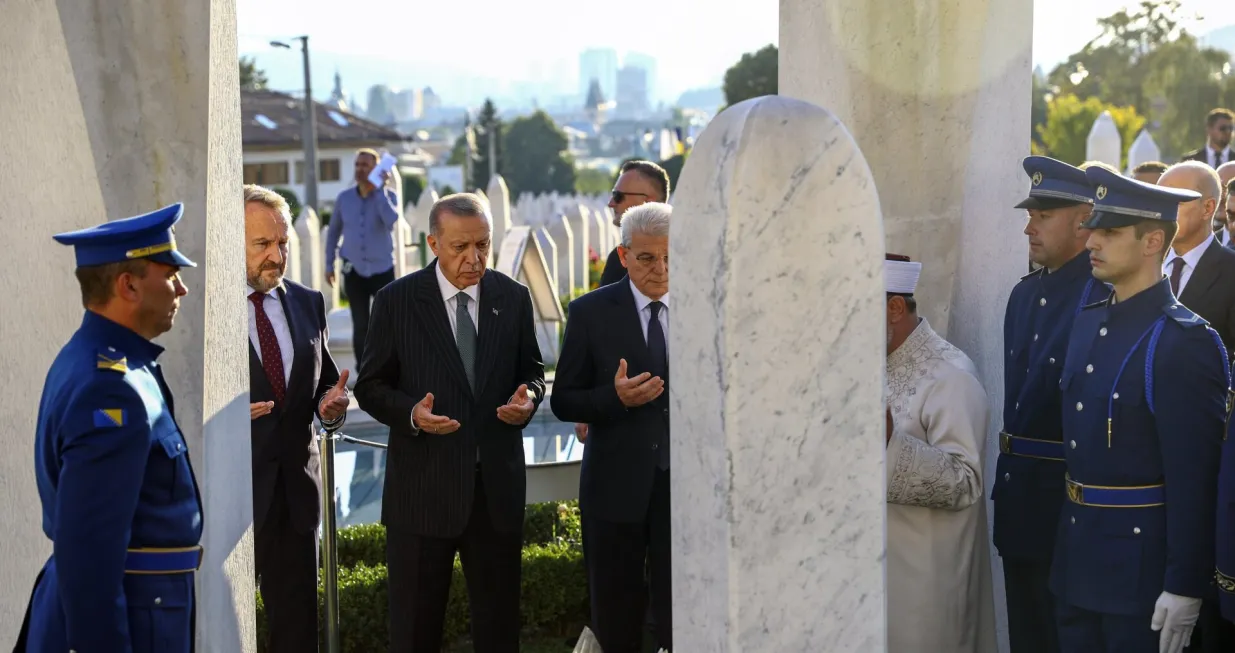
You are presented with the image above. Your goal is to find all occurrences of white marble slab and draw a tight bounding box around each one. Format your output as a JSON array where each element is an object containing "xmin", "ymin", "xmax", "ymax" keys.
[{"xmin": 670, "ymin": 94, "xmax": 886, "ymax": 652}]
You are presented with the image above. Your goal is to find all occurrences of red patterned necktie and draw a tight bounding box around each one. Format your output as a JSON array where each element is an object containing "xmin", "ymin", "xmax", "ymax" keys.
[
  {"xmin": 1169, "ymin": 257, "xmax": 1185, "ymax": 296},
  {"xmin": 249, "ymin": 291, "xmax": 286, "ymax": 403}
]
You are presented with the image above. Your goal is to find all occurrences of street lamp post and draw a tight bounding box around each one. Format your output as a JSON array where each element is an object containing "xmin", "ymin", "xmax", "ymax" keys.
[{"xmin": 271, "ymin": 36, "xmax": 318, "ymax": 213}]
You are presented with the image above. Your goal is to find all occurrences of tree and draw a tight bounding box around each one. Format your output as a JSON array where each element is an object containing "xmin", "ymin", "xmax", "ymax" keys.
[
  {"xmin": 1036, "ymin": 94, "xmax": 1147, "ymax": 167},
  {"xmin": 1046, "ymin": 0, "xmax": 1234, "ymax": 158},
  {"xmin": 402, "ymin": 174, "xmax": 426, "ymax": 207},
  {"xmin": 502, "ymin": 111, "xmax": 577, "ymax": 197},
  {"xmin": 473, "ymin": 99, "xmax": 504, "ymax": 192},
  {"xmin": 273, "ymin": 187, "xmax": 301, "ymax": 222},
  {"xmin": 575, "ymin": 168, "xmax": 612, "ymax": 195},
  {"xmin": 239, "ymin": 56, "xmax": 268, "ymax": 91},
  {"xmin": 722, "ymin": 44, "xmax": 777, "ymax": 108},
  {"xmin": 1141, "ymin": 34, "xmax": 1235, "ymax": 156}
]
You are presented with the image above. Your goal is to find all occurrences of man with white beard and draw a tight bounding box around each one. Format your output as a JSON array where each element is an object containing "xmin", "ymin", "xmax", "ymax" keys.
[{"xmin": 884, "ymin": 253, "xmax": 998, "ymax": 653}]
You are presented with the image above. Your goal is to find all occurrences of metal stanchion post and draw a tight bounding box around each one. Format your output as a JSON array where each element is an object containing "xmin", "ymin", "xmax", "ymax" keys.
[{"xmin": 318, "ymin": 425, "xmax": 342, "ymax": 653}]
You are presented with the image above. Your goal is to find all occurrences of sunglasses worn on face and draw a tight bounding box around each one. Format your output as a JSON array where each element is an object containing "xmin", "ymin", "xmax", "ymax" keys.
[{"xmin": 611, "ymin": 190, "xmax": 652, "ymax": 204}]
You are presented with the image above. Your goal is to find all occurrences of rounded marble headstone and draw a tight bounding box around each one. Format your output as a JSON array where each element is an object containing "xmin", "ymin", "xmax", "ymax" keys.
[{"xmin": 670, "ymin": 94, "xmax": 886, "ymax": 651}]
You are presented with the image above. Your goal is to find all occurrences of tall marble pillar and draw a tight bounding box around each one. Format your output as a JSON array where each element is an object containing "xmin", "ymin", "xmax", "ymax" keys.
[
  {"xmin": 780, "ymin": 1, "xmax": 1034, "ymax": 647},
  {"xmin": 0, "ymin": 1, "xmax": 254, "ymax": 650},
  {"xmin": 670, "ymin": 95, "xmax": 886, "ymax": 651}
]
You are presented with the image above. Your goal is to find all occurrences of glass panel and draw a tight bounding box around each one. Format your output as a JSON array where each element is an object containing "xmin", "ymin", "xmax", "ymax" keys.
[{"xmin": 330, "ymin": 409, "xmax": 582, "ymax": 528}]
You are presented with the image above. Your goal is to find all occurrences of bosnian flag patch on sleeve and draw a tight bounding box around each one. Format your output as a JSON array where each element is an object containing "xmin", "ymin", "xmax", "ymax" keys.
[{"xmin": 93, "ymin": 409, "xmax": 126, "ymax": 428}]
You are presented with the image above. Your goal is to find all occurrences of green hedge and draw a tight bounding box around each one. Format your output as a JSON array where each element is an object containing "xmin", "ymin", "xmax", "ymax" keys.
[
  {"xmin": 335, "ymin": 501, "xmax": 581, "ymax": 569},
  {"xmin": 257, "ymin": 501, "xmax": 587, "ymax": 652}
]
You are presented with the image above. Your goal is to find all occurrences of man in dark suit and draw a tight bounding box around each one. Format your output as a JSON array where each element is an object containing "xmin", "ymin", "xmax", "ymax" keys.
[
  {"xmin": 1157, "ymin": 164, "xmax": 1235, "ymax": 652},
  {"xmin": 354, "ymin": 192, "xmax": 546, "ymax": 653},
  {"xmin": 244, "ymin": 185, "xmax": 350, "ymax": 653},
  {"xmin": 598, "ymin": 160, "xmax": 670, "ymax": 287},
  {"xmin": 1158, "ymin": 163, "xmax": 1235, "ymax": 359},
  {"xmin": 578, "ymin": 160, "xmax": 672, "ymax": 447},
  {"xmin": 552, "ymin": 202, "xmax": 673, "ymax": 653},
  {"xmin": 1179, "ymin": 108, "xmax": 1233, "ymax": 169}
]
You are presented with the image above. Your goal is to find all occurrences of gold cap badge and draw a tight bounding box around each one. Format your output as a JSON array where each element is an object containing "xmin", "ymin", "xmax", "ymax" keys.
[
  {"xmin": 1096, "ymin": 185, "xmax": 1107, "ymax": 200},
  {"xmin": 1031, "ymin": 172, "xmax": 1043, "ymax": 186}
]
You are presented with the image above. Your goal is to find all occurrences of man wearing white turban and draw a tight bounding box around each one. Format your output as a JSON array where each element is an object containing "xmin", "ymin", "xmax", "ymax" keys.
[{"xmin": 884, "ymin": 253, "xmax": 998, "ymax": 653}]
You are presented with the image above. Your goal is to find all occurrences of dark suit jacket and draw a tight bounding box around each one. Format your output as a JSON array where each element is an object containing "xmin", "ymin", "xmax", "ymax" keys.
[
  {"xmin": 1180, "ymin": 147, "xmax": 1231, "ymax": 167},
  {"xmin": 598, "ymin": 246, "xmax": 624, "ymax": 287},
  {"xmin": 550, "ymin": 277, "xmax": 669, "ymax": 524},
  {"xmin": 353, "ymin": 262, "xmax": 546, "ymax": 538},
  {"xmin": 1178, "ymin": 238, "xmax": 1235, "ymax": 356},
  {"xmin": 250, "ymin": 280, "xmax": 341, "ymax": 535}
]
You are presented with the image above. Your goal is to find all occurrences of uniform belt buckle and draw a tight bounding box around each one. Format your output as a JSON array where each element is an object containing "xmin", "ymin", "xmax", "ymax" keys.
[
  {"xmin": 999, "ymin": 431, "xmax": 1011, "ymax": 455},
  {"xmin": 124, "ymin": 545, "xmax": 203, "ymax": 575}
]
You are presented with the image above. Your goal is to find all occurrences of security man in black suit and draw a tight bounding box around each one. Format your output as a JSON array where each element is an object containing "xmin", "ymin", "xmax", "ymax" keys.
[
  {"xmin": 598, "ymin": 160, "xmax": 670, "ymax": 287},
  {"xmin": 244, "ymin": 185, "xmax": 350, "ymax": 652},
  {"xmin": 354, "ymin": 192, "xmax": 546, "ymax": 653},
  {"xmin": 1178, "ymin": 109, "xmax": 1233, "ymax": 169},
  {"xmin": 995, "ymin": 156, "xmax": 1108, "ymax": 653},
  {"xmin": 1052, "ymin": 166, "xmax": 1227, "ymax": 653},
  {"xmin": 552, "ymin": 201, "xmax": 673, "ymax": 653}
]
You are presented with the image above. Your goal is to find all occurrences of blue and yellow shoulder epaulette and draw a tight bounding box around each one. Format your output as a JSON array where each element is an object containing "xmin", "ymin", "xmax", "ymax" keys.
[{"xmin": 96, "ymin": 347, "xmax": 128, "ymax": 373}]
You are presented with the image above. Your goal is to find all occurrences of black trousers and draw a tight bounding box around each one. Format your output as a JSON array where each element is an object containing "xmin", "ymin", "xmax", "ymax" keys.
[
  {"xmin": 582, "ymin": 468, "xmax": 672, "ymax": 653},
  {"xmin": 343, "ymin": 266, "xmax": 394, "ymax": 365},
  {"xmin": 255, "ymin": 478, "xmax": 319, "ymax": 653},
  {"xmin": 386, "ymin": 471, "xmax": 522, "ymax": 653},
  {"xmin": 1003, "ymin": 557, "xmax": 1059, "ymax": 653}
]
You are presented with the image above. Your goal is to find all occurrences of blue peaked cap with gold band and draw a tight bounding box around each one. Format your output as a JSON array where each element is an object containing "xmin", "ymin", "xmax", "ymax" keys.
[
  {"xmin": 1014, "ymin": 155, "xmax": 1094, "ymax": 210},
  {"xmin": 53, "ymin": 202, "xmax": 197, "ymax": 268},
  {"xmin": 1080, "ymin": 166, "xmax": 1201, "ymax": 230}
]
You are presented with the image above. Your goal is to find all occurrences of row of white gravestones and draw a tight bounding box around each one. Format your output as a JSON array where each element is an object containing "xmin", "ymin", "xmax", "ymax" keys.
[
  {"xmin": 402, "ymin": 176, "xmax": 619, "ymax": 296},
  {"xmin": 1086, "ymin": 110, "xmax": 1164, "ymax": 173}
]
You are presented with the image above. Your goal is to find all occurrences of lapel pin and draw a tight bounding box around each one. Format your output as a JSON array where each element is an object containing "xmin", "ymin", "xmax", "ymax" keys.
[{"xmin": 493, "ymin": 308, "xmax": 501, "ymax": 316}]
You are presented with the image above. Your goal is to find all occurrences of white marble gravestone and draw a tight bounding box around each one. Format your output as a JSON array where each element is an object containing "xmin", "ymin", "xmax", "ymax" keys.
[
  {"xmin": 488, "ymin": 174, "xmax": 513, "ymax": 260},
  {"xmin": 670, "ymin": 95, "xmax": 885, "ymax": 651},
  {"xmin": 0, "ymin": 0, "xmax": 254, "ymax": 648},
  {"xmin": 1086, "ymin": 111, "xmax": 1122, "ymax": 169}
]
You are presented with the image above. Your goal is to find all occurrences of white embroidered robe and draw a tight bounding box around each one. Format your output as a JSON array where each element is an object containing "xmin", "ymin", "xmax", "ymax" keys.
[{"xmin": 886, "ymin": 319, "xmax": 997, "ymax": 653}]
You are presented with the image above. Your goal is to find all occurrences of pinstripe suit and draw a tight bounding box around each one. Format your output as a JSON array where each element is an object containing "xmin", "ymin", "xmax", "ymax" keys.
[{"xmin": 354, "ymin": 261, "xmax": 545, "ymax": 652}]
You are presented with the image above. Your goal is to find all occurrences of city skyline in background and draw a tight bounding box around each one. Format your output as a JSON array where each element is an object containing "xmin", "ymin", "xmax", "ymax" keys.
[{"xmin": 239, "ymin": 0, "xmax": 1235, "ymax": 114}]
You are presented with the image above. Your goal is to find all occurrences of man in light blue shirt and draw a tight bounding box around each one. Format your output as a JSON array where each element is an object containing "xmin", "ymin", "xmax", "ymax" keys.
[{"xmin": 324, "ymin": 148, "xmax": 400, "ymax": 363}]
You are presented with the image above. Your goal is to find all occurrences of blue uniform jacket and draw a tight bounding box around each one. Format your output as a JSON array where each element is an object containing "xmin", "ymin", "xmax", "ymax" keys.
[
  {"xmin": 24, "ymin": 311, "xmax": 203, "ymax": 653},
  {"xmin": 993, "ymin": 251, "xmax": 1108, "ymax": 560},
  {"xmin": 1216, "ymin": 395, "xmax": 1235, "ymax": 621},
  {"xmin": 1050, "ymin": 279, "xmax": 1226, "ymax": 616}
]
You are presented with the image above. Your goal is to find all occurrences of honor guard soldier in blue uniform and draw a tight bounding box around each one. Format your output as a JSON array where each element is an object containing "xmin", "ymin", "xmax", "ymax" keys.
[
  {"xmin": 1218, "ymin": 396, "xmax": 1235, "ymax": 627},
  {"xmin": 994, "ymin": 156, "xmax": 1108, "ymax": 653},
  {"xmin": 15, "ymin": 203, "xmax": 204, "ymax": 653},
  {"xmin": 1051, "ymin": 167, "xmax": 1228, "ymax": 653}
]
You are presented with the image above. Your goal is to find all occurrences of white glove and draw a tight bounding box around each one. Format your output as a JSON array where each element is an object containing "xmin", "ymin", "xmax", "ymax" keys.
[{"xmin": 1150, "ymin": 591, "xmax": 1202, "ymax": 653}]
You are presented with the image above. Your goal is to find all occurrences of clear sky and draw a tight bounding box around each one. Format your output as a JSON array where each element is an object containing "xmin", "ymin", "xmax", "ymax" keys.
[{"xmin": 237, "ymin": 0, "xmax": 1232, "ymax": 102}]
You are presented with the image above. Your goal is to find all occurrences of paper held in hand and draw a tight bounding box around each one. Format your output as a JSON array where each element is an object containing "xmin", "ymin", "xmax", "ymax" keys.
[{"xmin": 367, "ymin": 152, "xmax": 398, "ymax": 188}]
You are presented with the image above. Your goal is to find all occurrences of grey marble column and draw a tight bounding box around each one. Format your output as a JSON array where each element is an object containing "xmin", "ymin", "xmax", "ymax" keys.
[
  {"xmin": 670, "ymin": 95, "xmax": 886, "ymax": 651},
  {"xmin": 0, "ymin": 1, "xmax": 255, "ymax": 649}
]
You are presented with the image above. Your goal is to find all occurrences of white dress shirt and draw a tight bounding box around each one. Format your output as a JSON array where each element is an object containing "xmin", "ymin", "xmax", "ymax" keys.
[
  {"xmin": 629, "ymin": 279, "xmax": 669, "ymax": 348},
  {"xmin": 246, "ymin": 283, "xmax": 294, "ymax": 384},
  {"xmin": 436, "ymin": 264, "xmax": 480, "ymax": 336},
  {"xmin": 1164, "ymin": 233, "xmax": 1214, "ymax": 296},
  {"xmin": 416, "ymin": 266, "xmax": 483, "ymax": 436}
]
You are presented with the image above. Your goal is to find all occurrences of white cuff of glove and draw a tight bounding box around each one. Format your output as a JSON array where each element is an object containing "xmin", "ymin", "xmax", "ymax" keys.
[{"xmin": 1150, "ymin": 591, "xmax": 1201, "ymax": 653}]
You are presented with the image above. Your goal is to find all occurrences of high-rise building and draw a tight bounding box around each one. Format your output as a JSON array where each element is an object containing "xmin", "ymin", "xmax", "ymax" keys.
[
  {"xmin": 622, "ymin": 52, "xmax": 658, "ymax": 104},
  {"xmin": 579, "ymin": 48, "xmax": 618, "ymax": 103},
  {"xmin": 615, "ymin": 66, "xmax": 649, "ymax": 118}
]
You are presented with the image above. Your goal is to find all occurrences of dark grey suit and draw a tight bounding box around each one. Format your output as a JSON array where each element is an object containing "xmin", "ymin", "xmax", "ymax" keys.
[
  {"xmin": 1177, "ymin": 238, "xmax": 1235, "ymax": 356},
  {"xmin": 354, "ymin": 262, "xmax": 545, "ymax": 653}
]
